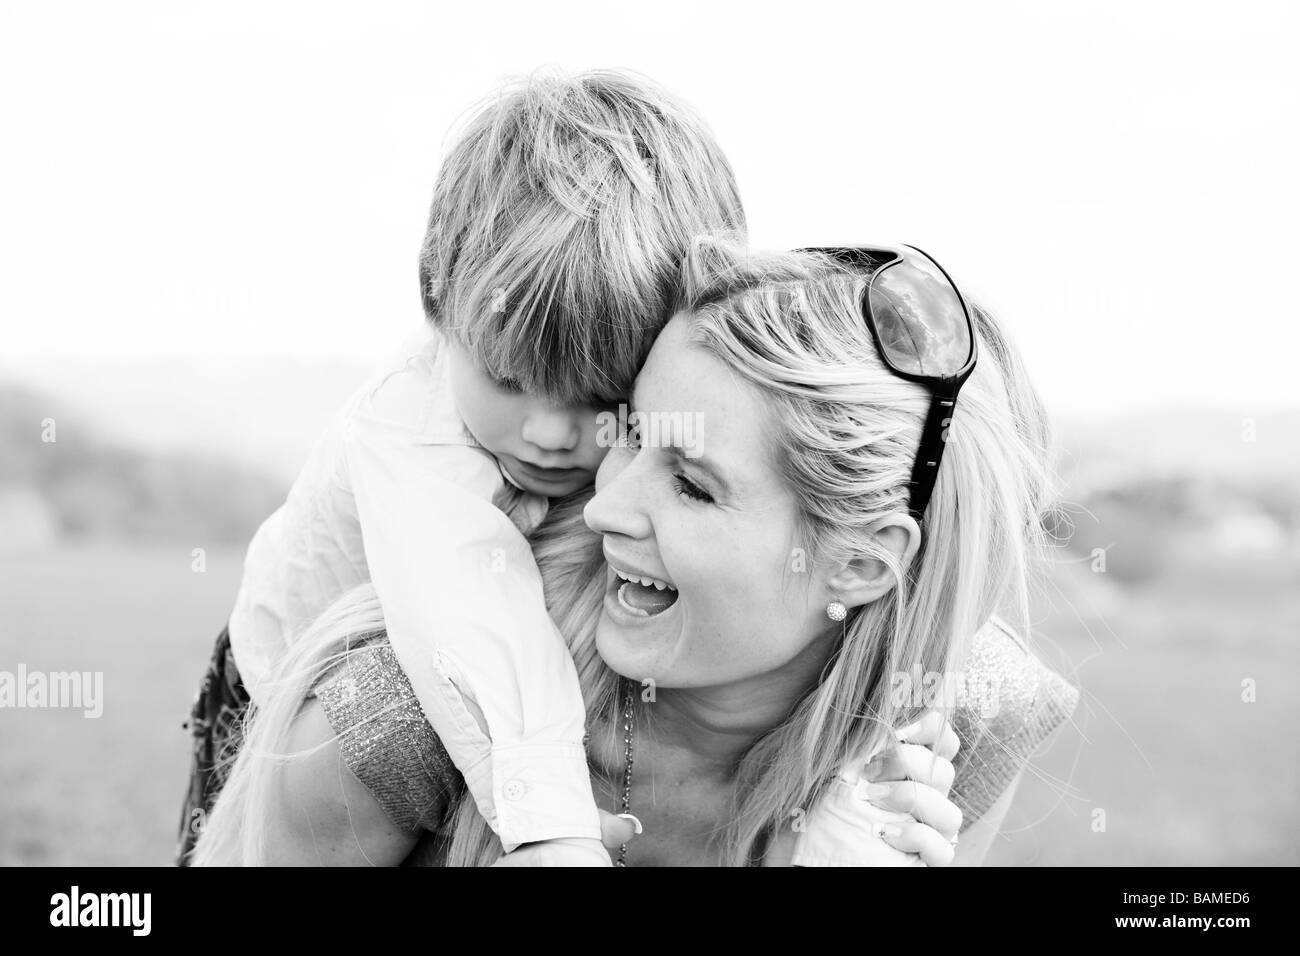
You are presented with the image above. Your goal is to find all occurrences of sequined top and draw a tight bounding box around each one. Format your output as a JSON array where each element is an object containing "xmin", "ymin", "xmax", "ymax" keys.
[
  {"xmin": 948, "ymin": 617, "xmax": 1079, "ymax": 827},
  {"xmin": 312, "ymin": 617, "xmax": 1079, "ymax": 865}
]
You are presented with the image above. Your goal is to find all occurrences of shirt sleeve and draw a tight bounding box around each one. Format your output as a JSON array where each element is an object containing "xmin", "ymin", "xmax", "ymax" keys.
[
  {"xmin": 790, "ymin": 616, "xmax": 1079, "ymax": 863},
  {"xmin": 312, "ymin": 637, "xmax": 462, "ymax": 835},
  {"xmin": 950, "ymin": 617, "xmax": 1080, "ymax": 828},
  {"xmin": 340, "ymin": 358, "xmax": 602, "ymax": 851}
]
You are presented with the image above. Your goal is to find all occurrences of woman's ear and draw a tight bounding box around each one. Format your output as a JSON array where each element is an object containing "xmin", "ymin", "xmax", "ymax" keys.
[{"xmin": 826, "ymin": 514, "xmax": 922, "ymax": 610}]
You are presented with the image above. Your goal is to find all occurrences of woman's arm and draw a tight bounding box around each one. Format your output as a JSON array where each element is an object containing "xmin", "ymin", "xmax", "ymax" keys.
[
  {"xmin": 947, "ymin": 618, "xmax": 1078, "ymax": 864},
  {"xmin": 265, "ymin": 697, "xmax": 420, "ymax": 866},
  {"xmin": 252, "ymin": 637, "xmax": 464, "ymax": 866}
]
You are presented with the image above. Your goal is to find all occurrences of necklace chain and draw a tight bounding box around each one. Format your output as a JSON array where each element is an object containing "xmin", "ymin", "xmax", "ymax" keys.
[{"xmin": 616, "ymin": 679, "xmax": 636, "ymax": 867}]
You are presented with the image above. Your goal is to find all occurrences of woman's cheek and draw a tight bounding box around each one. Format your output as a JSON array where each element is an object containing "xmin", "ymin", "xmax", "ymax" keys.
[{"xmin": 690, "ymin": 554, "xmax": 769, "ymax": 658}]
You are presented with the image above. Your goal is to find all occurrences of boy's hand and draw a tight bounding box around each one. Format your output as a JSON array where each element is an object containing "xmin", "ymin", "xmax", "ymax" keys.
[{"xmin": 491, "ymin": 811, "xmax": 642, "ymax": 866}]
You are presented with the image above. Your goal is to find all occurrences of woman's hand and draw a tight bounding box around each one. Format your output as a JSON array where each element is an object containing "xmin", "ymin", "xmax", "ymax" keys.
[
  {"xmin": 866, "ymin": 710, "xmax": 963, "ymax": 866},
  {"xmin": 785, "ymin": 710, "xmax": 963, "ymax": 867}
]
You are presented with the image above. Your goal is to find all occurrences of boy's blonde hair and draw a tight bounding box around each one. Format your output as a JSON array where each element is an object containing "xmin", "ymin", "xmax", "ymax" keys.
[{"xmin": 419, "ymin": 68, "xmax": 746, "ymax": 405}]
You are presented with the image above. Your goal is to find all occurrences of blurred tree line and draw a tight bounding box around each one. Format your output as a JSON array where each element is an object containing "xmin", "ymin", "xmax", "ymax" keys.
[{"xmin": 0, "ymin": 383, "xmax": 285, "ymax": 546}]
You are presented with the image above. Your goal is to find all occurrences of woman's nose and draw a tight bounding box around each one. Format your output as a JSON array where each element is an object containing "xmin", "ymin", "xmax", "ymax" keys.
[
  {"xmin": 583, "ymin": 448, "xmax": 651, "ymax": 540},
  {"xmin": 520, "ymin": 406, "xmax": 580, "ymax": 453}
]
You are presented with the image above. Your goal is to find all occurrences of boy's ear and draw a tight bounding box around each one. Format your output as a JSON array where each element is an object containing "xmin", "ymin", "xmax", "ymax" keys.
[{"xmin": 826, "ymin": 515, "xmax": 922, "ymax": 610}]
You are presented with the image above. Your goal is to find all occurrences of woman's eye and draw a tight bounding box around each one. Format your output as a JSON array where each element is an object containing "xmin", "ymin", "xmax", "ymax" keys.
[
  {"xmin": 673, "ymin": 473, "xmax": 713, "ymax": 504},
  {"xmin": 496, "ymin": 376, "xmax": 524, "ymax": 393}
]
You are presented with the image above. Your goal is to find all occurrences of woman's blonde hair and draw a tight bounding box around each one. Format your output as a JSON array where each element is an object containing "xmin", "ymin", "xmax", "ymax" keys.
[
  {"xmin": 195, "ymin": 237, "xmax": 1057, "ymax": 867},
  {"xmin": 419, "ymin": 67, "xmax": 745, "ymax": 406}
]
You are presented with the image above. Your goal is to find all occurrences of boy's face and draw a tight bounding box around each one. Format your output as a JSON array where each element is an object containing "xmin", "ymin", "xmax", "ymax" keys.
[{"xmin": 447, "ymin": 341, "xmax": 612, "ymax": 497}]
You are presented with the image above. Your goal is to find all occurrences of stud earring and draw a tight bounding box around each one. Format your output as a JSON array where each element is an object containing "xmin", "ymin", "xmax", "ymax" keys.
[{"xmin": 826, "ymin": 600, "xmax": 847, "ymax": 622}]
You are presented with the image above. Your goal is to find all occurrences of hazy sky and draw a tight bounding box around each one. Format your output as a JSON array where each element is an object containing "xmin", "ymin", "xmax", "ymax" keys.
[{"xmin": 2, "ymin": 0, "xmax": 1297, "ymax": 419}]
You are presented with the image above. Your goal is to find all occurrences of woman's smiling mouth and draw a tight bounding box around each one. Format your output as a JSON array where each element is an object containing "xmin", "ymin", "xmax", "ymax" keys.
[{"xmin": 609, "ymin": 564, "xmax": 680, "ymax": 617}]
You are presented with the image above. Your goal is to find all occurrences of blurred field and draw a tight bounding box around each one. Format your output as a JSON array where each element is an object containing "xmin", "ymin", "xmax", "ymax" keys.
[
  {"xmin": 988, "ymin": 554, "xmax": 1300, "ymax": 865},
  {"xmin": 2, "ymin": 541, "xmax": 1296, "ymax": 866},
  {"xmin": 0, "ymin": 544, "xmax": 242, "ymax": 866}
]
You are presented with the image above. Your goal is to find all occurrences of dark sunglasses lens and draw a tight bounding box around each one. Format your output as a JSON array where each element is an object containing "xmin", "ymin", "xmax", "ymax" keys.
[{"xmin": 868, "ymin": 256, "xmax": 972, "ymax": 377}]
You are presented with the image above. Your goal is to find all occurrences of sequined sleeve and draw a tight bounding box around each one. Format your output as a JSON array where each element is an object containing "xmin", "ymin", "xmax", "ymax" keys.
[
  {"xmin": 310, "ymin": 636, "xmax": 463, "ymax": 835},
  {"xmin": 950, "ymin": 618, "xmax": 1079, "ymax": 829}
]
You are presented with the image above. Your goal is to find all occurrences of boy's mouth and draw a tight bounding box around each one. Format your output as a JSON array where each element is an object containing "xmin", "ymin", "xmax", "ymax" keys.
[
  {"xmin": 612, "ymin": 566, "xmax": 679, "ymax": 617},
  {"xmin": 511, "ymin": 459, "xmax": 589, "ymax": 486}
]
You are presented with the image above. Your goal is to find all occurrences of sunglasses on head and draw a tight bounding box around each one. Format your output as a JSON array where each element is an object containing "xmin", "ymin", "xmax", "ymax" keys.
[{"xmin": 796, "ymin": 245, "xmax": 978, "ymax": 522}]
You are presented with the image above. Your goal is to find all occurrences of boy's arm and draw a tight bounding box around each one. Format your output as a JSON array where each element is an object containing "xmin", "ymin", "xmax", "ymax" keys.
[{"xmin": 341, "ymin": 374, "xmax": 602, "ymax": 853}]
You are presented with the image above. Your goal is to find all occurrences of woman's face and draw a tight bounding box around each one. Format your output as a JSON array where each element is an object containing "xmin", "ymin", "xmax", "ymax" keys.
[{"xmin": 583, "ymin": 313, "xmax": 839, "ymax": 690}]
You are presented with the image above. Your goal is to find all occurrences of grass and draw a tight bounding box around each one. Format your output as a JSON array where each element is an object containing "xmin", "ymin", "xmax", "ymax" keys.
[
  {"xmin": 1, "ymin": 543, "xmax": 1296, "ymax": 865},
  {"xmin": 985, "ymin": 556, "xmax": 1300, "ymax": 865},
  {"xmin": 0, "ymin": 544, "xmax": 241, "ymax": 866}
]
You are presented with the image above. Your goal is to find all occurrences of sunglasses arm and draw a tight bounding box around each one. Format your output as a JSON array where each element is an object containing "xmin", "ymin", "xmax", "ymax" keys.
[{"xmin": 907, "ymin": 379, "xmax": 963, "ymax": 521}]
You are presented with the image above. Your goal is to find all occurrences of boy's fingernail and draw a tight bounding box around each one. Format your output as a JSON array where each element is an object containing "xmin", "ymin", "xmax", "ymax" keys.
[
  {"xmin": 882, "ymin": 824, "xmax": 904, "ymax": 838},
  {"xmin": 863, "ymin": 783, "xmax": 892, "ymax": 801},
  {"xmin": 616, "ymin": 812, "xmax": 643, "ymax": 835}
]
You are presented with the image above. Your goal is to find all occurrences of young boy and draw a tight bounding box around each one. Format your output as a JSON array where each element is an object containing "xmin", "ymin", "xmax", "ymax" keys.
[{"xmin": 179, "ymin": 68, "xmax": 746, "ymax": 863}]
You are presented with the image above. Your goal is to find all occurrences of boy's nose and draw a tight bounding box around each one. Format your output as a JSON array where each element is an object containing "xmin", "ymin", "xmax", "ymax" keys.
[{"xmin": 521, "ymin": 407, "xmax": 580, "ymax": 453}]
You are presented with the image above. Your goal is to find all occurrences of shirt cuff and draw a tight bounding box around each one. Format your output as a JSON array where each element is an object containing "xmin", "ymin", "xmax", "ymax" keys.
[
  {"xmin": 789, "ymin": 779, "xmax": 921, "ymax": 867},
  {"xmin": 470, "ymin": 743, "xmax": 603, "ymax": 852}
]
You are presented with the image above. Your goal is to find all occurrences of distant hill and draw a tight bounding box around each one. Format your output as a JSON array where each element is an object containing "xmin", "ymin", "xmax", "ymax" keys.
[
  {"xmin": 1050, "ymin": 409, "xmax": 1300, "ymax": 583},
  {"xmin": 1056, "ymin": 408, "xmax": 1300, "ymax": 492},
  {"xmin": 0, "ymin": 356, "xmax": 379, "ymax": 484},
  {"xmin": 3, "ymin": 357, "xmax": 1297, "ymax": 573},
  {"xmin": 0, "ymin": 382, "xmax": 287, "ymax": 547}
]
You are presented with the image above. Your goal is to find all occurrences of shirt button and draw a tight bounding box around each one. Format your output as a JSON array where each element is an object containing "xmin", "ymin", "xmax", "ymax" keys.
[{"xmin": 503, "ymin": 779, "xmax": 528, "ymax": 801}]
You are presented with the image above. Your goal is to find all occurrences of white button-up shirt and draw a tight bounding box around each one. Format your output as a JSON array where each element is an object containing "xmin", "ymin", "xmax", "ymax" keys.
[{"xmin": 228, "ymin": 326, "xmax": 602, "ymax": 850}]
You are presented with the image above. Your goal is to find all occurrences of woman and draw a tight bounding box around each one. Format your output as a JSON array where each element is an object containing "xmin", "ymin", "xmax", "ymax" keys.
[{"xmin": 192, "ymin": 237, "xmax": 1077, "ymax": 866}]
